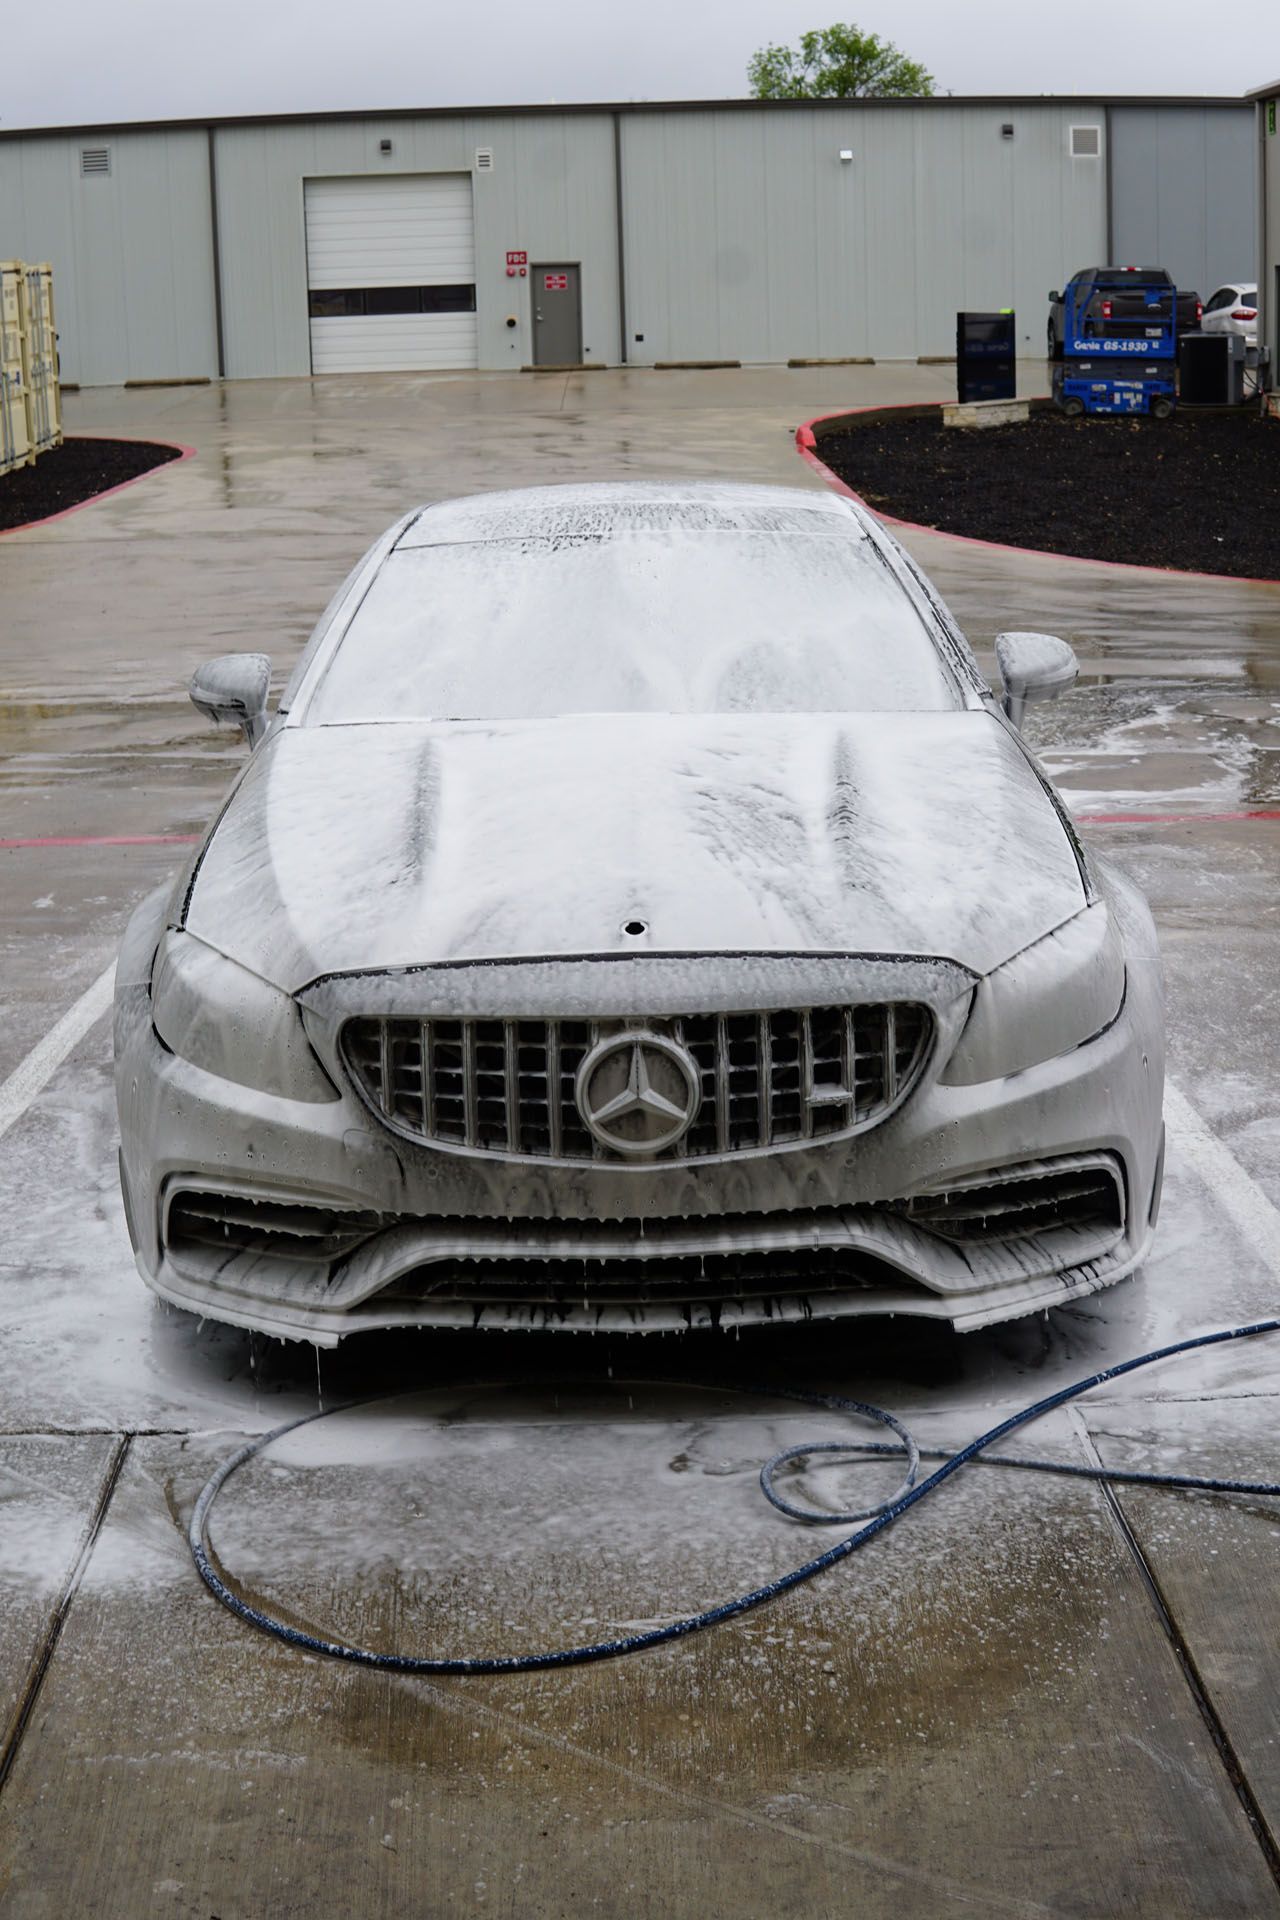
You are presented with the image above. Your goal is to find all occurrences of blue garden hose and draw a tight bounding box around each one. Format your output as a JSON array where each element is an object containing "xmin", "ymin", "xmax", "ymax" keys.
[{"xmin": 189, "ymin": 1317, "xmax": 1280, "ymax": 1674}]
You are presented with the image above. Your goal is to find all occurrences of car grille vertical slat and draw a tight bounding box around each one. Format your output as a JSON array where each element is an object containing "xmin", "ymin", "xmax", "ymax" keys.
[
  {"xmin": 426, "ymin": 1021, "xmax": 441, "ymax": 1136},
  {"xmin": 757, "ymin": 1013, "xmax": 773, "ymax": 1149},
  {"xmin": 714, "ymin": 1014, "xmax": 731, "ymax": 1153},
  {"xmin": 800, "ymin": 1011, "xmax": 815, "ymax": 1141},
  {"xmin": 503, "ymin": 1022, "xmax": 518, "ymax": 1151},
  {"xmin": 462, "ymin": 1021, "xmax": 478, "ymax": 1147},
  {"xmin": 378, "ymin": 1022, "xmax": 390, "ymax": 1114},
  {"xmin": 841, "ymin": 1008, "xmax": 859, "ymax": 1112},
  {"xmin": 883, "ymin": 1003, "xmax": 898, "ymax": 1104},
  {"xmin": 343, "ymin": 1002, "xmax": 932, "ymax": 1162},
  {"xmin": 545, "ymin": 1022, "xmax": 562, "ymax": 1157}
]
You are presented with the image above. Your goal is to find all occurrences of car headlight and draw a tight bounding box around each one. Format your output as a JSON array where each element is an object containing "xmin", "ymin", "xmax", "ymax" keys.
[
  {"xmin": 942, "ymin": 903, "xmax": 1125, "ymax": 1086},
  {"xmin": 150, "ymin": 930, "xmax": 337, "ymax": 1102}
]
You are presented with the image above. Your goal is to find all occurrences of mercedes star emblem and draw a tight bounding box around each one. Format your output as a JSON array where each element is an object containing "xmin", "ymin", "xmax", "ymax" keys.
[{"xmin": 575, "ymin": 1031, "xmax": 701, "ymax": 1158}]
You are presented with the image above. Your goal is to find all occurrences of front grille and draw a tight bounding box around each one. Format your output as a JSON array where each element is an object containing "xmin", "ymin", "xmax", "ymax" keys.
[
  {"xmin": 895, "ymin": 1161, "xmax": 1123, "ymax": 1243},
  {"xmin": 341, "ymin": 1005, "xmax": 931, "ymax": 1161}
]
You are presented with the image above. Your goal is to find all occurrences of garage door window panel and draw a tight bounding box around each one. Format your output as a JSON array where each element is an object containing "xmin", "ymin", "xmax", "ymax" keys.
[
  {"xmin": 309, "ymin": 286, "xmax": 476, "ymax": 318},
  {"xmin": 366, "ymin": 286, "xmax": 426, "ymax": 316},
  {"xmin": 421, "ymin": 285, "xmax": 476, "ymax": 313}
]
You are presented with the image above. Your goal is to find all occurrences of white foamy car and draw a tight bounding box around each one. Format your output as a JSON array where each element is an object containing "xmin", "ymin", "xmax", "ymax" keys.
[{"xmin": 114, "ymin": 483, "xmax": 1164, "ymax": 1344}]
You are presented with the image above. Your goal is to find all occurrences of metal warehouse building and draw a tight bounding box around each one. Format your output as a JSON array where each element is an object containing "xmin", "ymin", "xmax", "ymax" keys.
[
  {"xmin": 0, "ymin": 95, "xmax": 1257, "ymax": 386},
  {"xmin": 1251, "ymin": 79, "xmax": 1280, "ymax": 379}
]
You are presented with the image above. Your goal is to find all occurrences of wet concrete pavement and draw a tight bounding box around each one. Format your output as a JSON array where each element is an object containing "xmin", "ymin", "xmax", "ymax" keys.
[{"xmin": 2, "ymin": 364, "xmax": 1280, "ymax": 1916}]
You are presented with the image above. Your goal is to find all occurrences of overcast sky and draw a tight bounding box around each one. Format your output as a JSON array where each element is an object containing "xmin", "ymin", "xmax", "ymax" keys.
[{"xmin": 5, "ymin": 0, "xmax": 1275, "ymax": 130}]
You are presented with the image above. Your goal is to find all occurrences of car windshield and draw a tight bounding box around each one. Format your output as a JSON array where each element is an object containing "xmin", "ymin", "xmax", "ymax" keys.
[{"xmin": 304, "ymin": 528, "xmax": 962, "ymax": 722}]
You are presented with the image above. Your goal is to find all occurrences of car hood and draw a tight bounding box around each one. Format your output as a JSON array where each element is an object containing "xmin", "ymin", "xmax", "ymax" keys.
[{"xmin": 180, "ymin": 712, "xmax": 1086, "ymax": 991}]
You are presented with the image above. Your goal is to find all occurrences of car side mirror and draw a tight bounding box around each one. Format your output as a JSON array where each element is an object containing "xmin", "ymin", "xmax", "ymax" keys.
[
  {"xmin": 995, "ymin": 631, "xmax": 1078, "ymax": 731},
  {"xmin": 189, "ymin": 652, "xmax": 272, "ymax": 747},
  {"xmin": 1049, "ymin": 290, "xmax": 1062, "ymax": 304}
]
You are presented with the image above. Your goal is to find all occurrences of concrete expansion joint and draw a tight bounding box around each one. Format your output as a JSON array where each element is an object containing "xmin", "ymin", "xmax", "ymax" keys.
[
  {"xmin": 0, "ymin": 1425, "xmax": 193, "ymax": 1437},
  {"xmin": 0, "ymin": 1433, "xmax": 132, "ymax": 1798},
  {"xmin": 1068, "ymin": 1408, "xmax": 1280, "ymax": 1890}
]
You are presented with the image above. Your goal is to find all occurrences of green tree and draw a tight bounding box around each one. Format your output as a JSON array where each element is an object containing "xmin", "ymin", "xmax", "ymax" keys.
[{"xmin": 748, "ymin": 23, "xmax": 934, "ymax": 99}]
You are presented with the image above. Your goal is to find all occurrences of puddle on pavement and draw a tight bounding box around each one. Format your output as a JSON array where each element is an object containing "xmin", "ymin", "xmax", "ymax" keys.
[
  {"xmin": 191, "ymin": 1380, "xmax": 1116, "ymax": 1739},
  {"xmin": 0, "ymin": 695, "xmax": 238, "ymax": 759},
  {"xmin": 1026, "ymin": 675, "xmax": 1280, "ymax": 811}
]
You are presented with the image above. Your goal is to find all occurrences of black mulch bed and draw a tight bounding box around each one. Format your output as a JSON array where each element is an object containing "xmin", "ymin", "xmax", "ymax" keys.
[
  {"xmin": 0, "ymin": 437, "xmax": 183, "ymax": 532},
  {"xmin": 819, "ymin": 406, "xmax": 1280, "ymax": 579}
]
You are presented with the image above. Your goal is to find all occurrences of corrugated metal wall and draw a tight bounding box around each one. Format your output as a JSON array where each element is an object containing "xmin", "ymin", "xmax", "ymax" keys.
[
  {"xmin": 0, "ymin": 129, "xmax": 218, "ymax": 386},
  {"xmin": 212, "ymin": 112, "xmax": 619, "ymax": 378},
  {"xmin": 0, "ymin": 100, "xmax": 1258, "ymax": 382},
  {"xmin": 620, "ymin": 103, "xmax": 1106, "ymax": 363},
  {"xmin": 1262, "ymin": 98, "xmax": 1280, "ymax": 375},
  {"xmin": 1110, "ymin": 106, "xmax": 1257, "ymax": 300}
]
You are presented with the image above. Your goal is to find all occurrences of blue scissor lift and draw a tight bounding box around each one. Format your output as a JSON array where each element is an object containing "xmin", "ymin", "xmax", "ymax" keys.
[{"xmin": 1053, "ymin": 272, "xmax": 1177, "ymax": 418}]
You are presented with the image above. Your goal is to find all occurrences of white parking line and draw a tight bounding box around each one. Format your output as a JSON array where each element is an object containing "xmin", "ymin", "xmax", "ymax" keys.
[
  {"xmin": 1, "ymin": 968, "xmax": 1278, "ymax": 1295},
  {"xmin": 1162, "ymin": 1080, "xmax": 1280, "ymax": 1282},
  {"xmin": 0, "ymin": 962, "xmax": 115, "ymax": 1145}
]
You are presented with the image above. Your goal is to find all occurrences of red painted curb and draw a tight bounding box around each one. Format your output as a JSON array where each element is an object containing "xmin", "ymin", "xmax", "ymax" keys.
[
  {"xmin": 795, "ymin": 405, "xmax": 1280, "ymax": 590},
  {"xmin": 0, "ymin": 833, "xmax": 200, "ymax": 850},
  {"xmin": 0, "ymin": 436, "xmax": 198, "ymax": 538},
  {"xmin": 1076, "ymin": 809, "xmax": 1280, "ymax": 827}
]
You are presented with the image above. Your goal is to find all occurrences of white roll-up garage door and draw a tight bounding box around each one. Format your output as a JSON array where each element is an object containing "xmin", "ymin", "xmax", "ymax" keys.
[{"xmin": 304, "ymin": 173, "xmax": 477, "ymax": 373}]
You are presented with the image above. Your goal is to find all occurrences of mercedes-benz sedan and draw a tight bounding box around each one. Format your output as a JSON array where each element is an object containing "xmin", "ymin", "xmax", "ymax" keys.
[{"xmin": 114, "ymin": 482, "xmax": 1164, "ymax": 1342}]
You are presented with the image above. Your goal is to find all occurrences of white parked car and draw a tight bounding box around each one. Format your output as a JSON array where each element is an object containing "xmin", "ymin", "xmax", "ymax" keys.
[
  {"xmin": 114, "ymin": 482, "xmax": 1165, "ymax": 1345},
  {"xmin": 1200, "ymin": 283, "xmax": 1257, "ymax": 343}
]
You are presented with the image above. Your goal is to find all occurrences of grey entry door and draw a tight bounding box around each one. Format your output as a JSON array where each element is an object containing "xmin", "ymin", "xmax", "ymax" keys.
[{"xmin": 532, "ymin": 265, "xmax": 582, "ymax": 365}]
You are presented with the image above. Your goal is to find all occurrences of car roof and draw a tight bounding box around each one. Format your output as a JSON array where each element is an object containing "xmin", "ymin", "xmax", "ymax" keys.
[{"xmin": 393, "ymin": 481, "xmax": 865, "ymax": 551}]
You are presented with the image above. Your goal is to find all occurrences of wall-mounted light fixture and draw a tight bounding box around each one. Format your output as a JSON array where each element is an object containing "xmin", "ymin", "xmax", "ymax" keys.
[
  {"xmin": 838, "ymin": 149, "xmax": 854, "ymax": 163},
  {"xmin": 1000, "ymin": 123, "xmax": 1014, "ymax": 140},
  {"xmin": 379, "ymin": 138, "xmax": 393, "ymax": 154}
]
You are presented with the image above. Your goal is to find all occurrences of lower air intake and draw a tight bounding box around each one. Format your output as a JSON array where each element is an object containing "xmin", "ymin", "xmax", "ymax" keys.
[
  {"xmin": 895, "ymin": 1160, "xmax": 1123, "ymax": 1243},
  {"xmin": 167, "ymin": 1191, "xmax": 384, "ymax": 1262}
]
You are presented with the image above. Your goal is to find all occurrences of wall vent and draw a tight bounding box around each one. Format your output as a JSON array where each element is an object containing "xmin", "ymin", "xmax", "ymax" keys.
[
  {"xmin": 475, "ymin": 148, "xmax": 494, "ymax": 172},
  {"xmin": 1069, "ymin": 125, "xmax": 1101, "ymax": 158},
  {"xmin": 80, "ymin": 146, "xmax": 111, "ymax": 177}
]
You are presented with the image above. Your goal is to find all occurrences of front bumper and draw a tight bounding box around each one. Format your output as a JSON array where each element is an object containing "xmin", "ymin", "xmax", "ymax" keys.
[{"xmin": 115, "ymin": 933, "xmax": 1164, "ymax": 1344}]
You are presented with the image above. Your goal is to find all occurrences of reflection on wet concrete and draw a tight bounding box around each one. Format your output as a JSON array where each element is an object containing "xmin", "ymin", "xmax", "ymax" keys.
[{"xmin": 1030, "ymin": 677, "xmax": 1280, "ymax": 812}]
